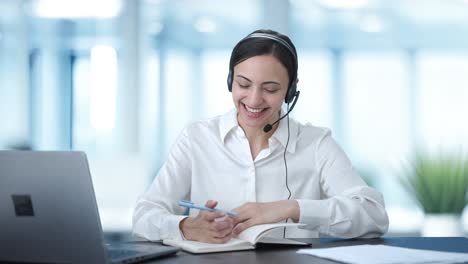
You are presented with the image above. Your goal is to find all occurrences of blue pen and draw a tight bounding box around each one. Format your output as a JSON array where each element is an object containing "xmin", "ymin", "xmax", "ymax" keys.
[{"xmin": 178, "ymin": 200, "xmax": 238, "ymax": 216}]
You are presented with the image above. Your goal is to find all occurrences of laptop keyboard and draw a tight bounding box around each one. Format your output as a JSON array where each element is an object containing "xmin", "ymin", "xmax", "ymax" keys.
[
  {"xmin": 105, "ymin": 243, "xmax": 178, "ymax": 263},
  {"xmin": 107, "ymin": 248, "xmax": 141, "ymax": 259}
]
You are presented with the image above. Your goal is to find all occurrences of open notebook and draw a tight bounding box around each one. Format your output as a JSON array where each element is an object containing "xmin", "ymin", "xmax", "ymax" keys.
[{"xmin": 163, "ymin": 223, "xmax": 309, "ymax": 254}]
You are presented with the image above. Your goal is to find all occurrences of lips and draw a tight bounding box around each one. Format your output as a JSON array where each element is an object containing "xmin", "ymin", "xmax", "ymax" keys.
[
  {"xmin": 245, "ymin": 105, "xmax": 265, "ymax": 113},
  {"xmin": 242, "ymin": 103, "xmax": 268, "ymax": 119}
]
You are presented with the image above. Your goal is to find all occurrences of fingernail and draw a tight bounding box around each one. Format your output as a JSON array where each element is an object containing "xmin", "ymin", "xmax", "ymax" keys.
[{"xmin": 214, "ymin": 216, "xmax": 227, "ymax": 222}]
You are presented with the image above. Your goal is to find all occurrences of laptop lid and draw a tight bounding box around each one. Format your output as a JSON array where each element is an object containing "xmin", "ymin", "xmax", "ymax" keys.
[{"xmin": 0, "ymin": 151, "xmax": 177, "ymax": 264}]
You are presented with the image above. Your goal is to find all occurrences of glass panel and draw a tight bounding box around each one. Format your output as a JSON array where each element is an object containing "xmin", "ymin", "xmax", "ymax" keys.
[
  {"xmin": 140, "ymin": 52, "xmax": 160, "ymax": 162},
  {"xmin": 343, "ymin": 52, "xmax": 411, "ymax": 166},
  {"xmin": 292, "ymin": 51, "xmax": 332, "ymax": 128},
  {"xmin": 164, "ymin": 49, "xmax": 193, "ymax": 154},
  {"xmin": 343, "ymin": 52, "xmax": 412, "ymax": 210},
  {"xmin": 72, "ymin": 56, "xmax": 93, "ymax": 151},
  {"xmin": 201, "ymin": 50, "xmax": 232, "ymax": 118},
  {"xmin": 72, "ymin": 45, "xmax": 118, "ymax": 154},
  {"xmin": 416, "ymin": 52, "xmax": 468, "ymax": 151}
]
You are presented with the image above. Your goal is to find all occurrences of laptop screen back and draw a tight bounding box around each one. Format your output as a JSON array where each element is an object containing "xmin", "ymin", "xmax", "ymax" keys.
[{"xmin": 0, "ymin": 151, "xmax": 108, "ymax": 264}]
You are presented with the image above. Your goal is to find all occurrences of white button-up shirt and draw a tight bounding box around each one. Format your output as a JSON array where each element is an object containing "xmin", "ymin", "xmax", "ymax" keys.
[{"xmin": 133, "ymin": 109, "xmax": 389, "ymax": 241}]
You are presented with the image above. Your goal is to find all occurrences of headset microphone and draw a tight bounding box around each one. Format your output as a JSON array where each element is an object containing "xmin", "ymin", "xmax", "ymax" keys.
[{"xmin": 263, "ymin": 91, "xmax": 300, "ymax": 133}]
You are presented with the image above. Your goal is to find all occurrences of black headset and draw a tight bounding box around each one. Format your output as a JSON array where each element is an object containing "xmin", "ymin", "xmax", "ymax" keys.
[{"xmin": 227, "ymin": 32, "xmax": 299, "ymax": 104}]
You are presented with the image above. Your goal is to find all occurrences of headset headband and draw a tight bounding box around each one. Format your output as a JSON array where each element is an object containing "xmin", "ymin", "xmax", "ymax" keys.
[{"xmin": 242, "ymin": 33, "xmax": 297, "ymax": 60}]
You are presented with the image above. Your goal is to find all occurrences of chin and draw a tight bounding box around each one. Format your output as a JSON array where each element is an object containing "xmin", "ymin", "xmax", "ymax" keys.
[
  {"xmin": 238, "ymin": 114, "xmax": 272, "ymax": 130},
  {"xmin": 244, "ymin": 121, "xmax": 266, "ymax": 130}
]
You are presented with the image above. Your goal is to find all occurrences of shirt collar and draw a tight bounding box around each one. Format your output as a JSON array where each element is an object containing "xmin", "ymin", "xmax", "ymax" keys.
[
  {"xmin": 219, "ymin": 109, "xmax": 239, "ymax": 142},
  {"xmin": 219, "ymin": 108, "xmax": 298, "ymax": 153},
  {"xmin": 270, "ymin": 109, "xmax": 298, "ymax": 154}
]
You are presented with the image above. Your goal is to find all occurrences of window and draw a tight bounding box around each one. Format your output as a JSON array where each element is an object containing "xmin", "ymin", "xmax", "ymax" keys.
[
  {"xmin": 202, "ymin": 50, "xmax": 232, "ymax": 118},
  {"xmin": 292, "ymin": 51, "xmax": 332, "ymax": 128},
  {"xmin": 72, "ymin": 45, "xmax": 118, "ymax": 154},
  {"xmin": 416, "ymin": 52, "xmax": 468, "ymax": 151},
  {"xmin": 343, "ymin": 52, "xmax": 411, "ymax": 165},
  {"xmin": 342, "ymin": 52, "xmax": 412, "ymax": 209},
  {"xmin": 164, "ymin": 49, "xmax": 194, "ymax": 154}
]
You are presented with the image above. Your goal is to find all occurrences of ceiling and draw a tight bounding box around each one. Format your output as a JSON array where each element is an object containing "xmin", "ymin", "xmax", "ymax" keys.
[{"xmin": 1, "ymin": 0, "xmax": 468, "ymax": 49}]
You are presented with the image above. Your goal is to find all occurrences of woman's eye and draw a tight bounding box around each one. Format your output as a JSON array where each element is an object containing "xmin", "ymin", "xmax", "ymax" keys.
[
  {"xmin": 238, "ymin": 83, "xmax": 250, "ymax": 88},
  {"xmin": 265, "ymin": 88, "xmax": 279, "ymax": 93}
]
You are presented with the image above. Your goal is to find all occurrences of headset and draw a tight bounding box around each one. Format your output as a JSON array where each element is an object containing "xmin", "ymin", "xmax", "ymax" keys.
[
  {"xmin": 227, "ymin": 32, "xmax": 300, "ymax": 238},
  {"xmin": 227, "ymin": 32, "xmax": 299, "ymax": 104}
]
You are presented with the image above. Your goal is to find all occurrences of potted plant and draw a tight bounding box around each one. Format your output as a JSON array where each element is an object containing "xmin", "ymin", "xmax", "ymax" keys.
[{"xmin": 399, "ymin": 151, "xmax": 468, "ymax": 236}]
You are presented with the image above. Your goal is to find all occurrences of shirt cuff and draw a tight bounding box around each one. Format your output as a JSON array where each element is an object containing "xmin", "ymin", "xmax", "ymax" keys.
[
  {"xmin": 296, "ymin": 199, "xmax": 331, "ymax": 233},
  {"xmin": 159, "ymin": 214, "xmax": 188, "ymax": 240}
]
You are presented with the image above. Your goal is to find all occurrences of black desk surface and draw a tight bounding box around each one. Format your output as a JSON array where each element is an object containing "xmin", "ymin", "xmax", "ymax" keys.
[{"xmin": 141, "ymin": 237, "xmax": 468, "ymax": 264}]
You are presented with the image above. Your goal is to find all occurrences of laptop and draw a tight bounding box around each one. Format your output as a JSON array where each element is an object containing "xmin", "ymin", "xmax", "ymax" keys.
[{"xmin": 0, "ymin": 151, "xmax": 178, "ymax": 264}]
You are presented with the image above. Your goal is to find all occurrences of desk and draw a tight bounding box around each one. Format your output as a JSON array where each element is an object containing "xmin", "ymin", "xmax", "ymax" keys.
[{"xmin": 144, "ymin": 237, "xmax": 468, "ymax": 264}]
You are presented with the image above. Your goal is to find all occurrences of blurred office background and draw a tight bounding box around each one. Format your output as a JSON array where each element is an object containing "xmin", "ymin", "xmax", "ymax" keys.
[{"xmin": 1, "ymin": 0, "xmax": 468, "ymax": 237}]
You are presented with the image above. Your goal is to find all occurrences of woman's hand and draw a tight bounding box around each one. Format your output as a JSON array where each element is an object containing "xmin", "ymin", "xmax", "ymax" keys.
[
  {"xmin": 231, "ymin": 200, "xmax": 300, "ymax": 235},
  {"xmin": 179, "ymin": 200, "xmax": 235, "ymax": 243}
]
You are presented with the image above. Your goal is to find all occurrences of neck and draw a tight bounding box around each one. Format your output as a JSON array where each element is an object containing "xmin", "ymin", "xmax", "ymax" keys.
[
  {"xmin": 243, "ymin": 126, "xmax": 271, "ymax": 143},
  {"xmin": 241, "ymin": 126, "xmax": 270, "ymax": 160},
  {"xmin": 238, "ymin": 118, "xmax": 279, "ymax": 155},
  {"xmin": 237, "ymin": 112, "xmax": 280, "ymax": 143}
]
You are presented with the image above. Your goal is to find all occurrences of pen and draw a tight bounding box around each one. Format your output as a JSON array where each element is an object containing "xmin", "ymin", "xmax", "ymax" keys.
[{"xmin": 178, "ymin": 200, "xmax": 239, "ymax": 216}]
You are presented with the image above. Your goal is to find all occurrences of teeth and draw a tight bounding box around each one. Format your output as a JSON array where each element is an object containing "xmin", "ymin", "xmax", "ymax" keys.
[{"xmin": 245, "ymin": 105, "xmax": 264, "ymax": 113}]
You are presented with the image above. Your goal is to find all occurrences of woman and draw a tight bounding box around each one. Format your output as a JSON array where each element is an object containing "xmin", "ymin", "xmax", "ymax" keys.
[{"xmin": 133, "ymin": 29, "xmax": 389, "ymax": 244}]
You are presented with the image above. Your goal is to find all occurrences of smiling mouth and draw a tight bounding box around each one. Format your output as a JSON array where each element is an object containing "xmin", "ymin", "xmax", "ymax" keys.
[{"xmin": 243, "ymin": 103, "xmax": 267, "ymax": 114}]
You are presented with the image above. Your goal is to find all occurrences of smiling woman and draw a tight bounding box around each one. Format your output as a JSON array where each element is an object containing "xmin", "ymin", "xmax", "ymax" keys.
[{"xmin": 132, "ymin": 29, "xmax": 389, "ymax": 244}]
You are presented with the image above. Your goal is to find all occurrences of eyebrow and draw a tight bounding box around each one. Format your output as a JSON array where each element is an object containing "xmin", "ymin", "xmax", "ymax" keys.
[{"xmin": 236, "ymin": 75, "xmax": 281, "ymax": 86}]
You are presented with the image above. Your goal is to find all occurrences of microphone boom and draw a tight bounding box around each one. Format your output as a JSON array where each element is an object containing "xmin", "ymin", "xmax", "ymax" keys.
[{"xmin": 263, "ymin": 91, "xmax": 300, "ymax": 133}]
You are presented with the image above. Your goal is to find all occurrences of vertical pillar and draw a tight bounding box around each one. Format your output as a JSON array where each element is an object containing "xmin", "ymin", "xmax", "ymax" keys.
[
  {"xmin": 118, "ymin": 0, "xmax": 140, "ymax": 153},
  {"xmin": 330, "ymin": 48, "xmax": 346, "ymax": 146},
  {"xmin": 406, "ymin": 48, "xmax": 418, "ymax": 150},
  {"xmin": 31, "ymin": 21, "xmax": 73, "ymax": 150}
]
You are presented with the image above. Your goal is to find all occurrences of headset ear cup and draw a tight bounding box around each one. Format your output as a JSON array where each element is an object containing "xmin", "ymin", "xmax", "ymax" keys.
[
  {"xmin": 285, "ymin": 81, "xmax": 297, "ymax": 103},
  {"xmin": 227, "ymin": 71, "xmax": 233, "ymax": 92}
]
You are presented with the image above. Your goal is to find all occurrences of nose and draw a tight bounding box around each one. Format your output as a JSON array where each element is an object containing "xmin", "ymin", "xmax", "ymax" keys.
[{"xmin": 246, "ymin": 87, "xmax": 263, "ymax": 106}]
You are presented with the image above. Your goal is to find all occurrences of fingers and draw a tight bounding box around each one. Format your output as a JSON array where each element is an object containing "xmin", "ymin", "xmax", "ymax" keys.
[
  {"xmin": 200, "ymin": 200, "xmax": 225, "ymax": 221},
  {"xmin": 230, "ymin": 214, "xmax": 248, "ymax": 225},
  {"xmin": 231, "ymin": 202, "xmax": 256, "ymax": 221},
  {"xmin": 210, "ymin": 227, "xmax": 233, "ymax": 240},
  {"xmin": 188, "ymin": 200, "xmax": 238, "ymax": 243},
  {"xmin": 207, "ymin": 232, "xmax": 234, "ymax": 244},
  {"xmin": 232, "ymin": 220, "xmax": 255, "ymax": 235},
  {"xmin": 202, "ymin": 211, "xmax": 235, "ymax": 238},
  {"xmin": 205, "ymin": 200, "xmax": 218, "ymax": 209},
  {"xmin": 230, "ymin": 210, "xmax": 247, "ymax": 225},
  {"xmin": 211, "ymin": 218, "xmax": 234, "ymax": 231},
  {"xmin": 202, "ymin": 200, "xmax": 225, "ymax": 220},
  {"xmin": 214, "ymin": 215, "xmax": 227, "ymax": 222},
  {"xmin": 183, "ymin": 206, "xmax": 236, "ymax": 243},
  {"xmin": 206, "ymin": 218, "xmax": 234, "ymax": 238},
  {"xmin": 233, "ymin": 224, "xmax": 244, "ymax": 235},
  {"xmin": 203, "ymin": 211, "xmax": 226, "ymax": 221}
]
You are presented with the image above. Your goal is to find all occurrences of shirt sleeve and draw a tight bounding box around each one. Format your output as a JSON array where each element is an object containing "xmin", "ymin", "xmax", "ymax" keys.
[
  {"xmin": 296, "ymin": 131, "xmax": 389, "ymax": 238},
  {"xmin": 132, "ymin": 130, "xmax": 192, "ymax": 241}
]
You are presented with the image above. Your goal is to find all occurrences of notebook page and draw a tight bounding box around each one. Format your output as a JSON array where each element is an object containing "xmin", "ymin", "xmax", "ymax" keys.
[{"xmin": 297, "ymin": 244, "xmax": 468, "ymax": 264}]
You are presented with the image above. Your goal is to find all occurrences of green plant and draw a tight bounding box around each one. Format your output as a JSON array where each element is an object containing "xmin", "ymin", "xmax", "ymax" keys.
[{"xmin": 399, "ymin": 152, "xmax": 468, "ymax": 214}]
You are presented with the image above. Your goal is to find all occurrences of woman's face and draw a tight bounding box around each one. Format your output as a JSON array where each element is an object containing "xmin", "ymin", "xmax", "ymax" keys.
[{"xmin": 232, "ymin": 54, "xmax": 289, "ymax": 132}]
